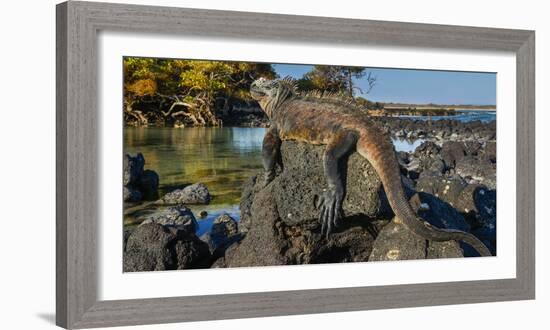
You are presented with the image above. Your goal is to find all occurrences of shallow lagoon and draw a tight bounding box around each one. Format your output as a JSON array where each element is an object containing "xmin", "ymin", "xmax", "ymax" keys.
[
  {"xmin": 124, "ymin": 127, "xmax": 264, "ymax": 233},
  {"xmin": 124, "ymin": 111, "xmax": 494, "ymax": 233}
]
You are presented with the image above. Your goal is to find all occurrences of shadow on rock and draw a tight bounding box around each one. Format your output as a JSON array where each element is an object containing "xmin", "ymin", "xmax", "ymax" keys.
[{"xmin": 221, "ymin": 141, "xmax": 477, "ymax": 267}]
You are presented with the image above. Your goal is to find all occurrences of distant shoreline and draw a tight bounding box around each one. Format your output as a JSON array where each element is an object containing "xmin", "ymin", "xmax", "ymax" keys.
[
  {"xmin": 454, "ymin": 108, "xmax": 496, "ymax": 112},
  {"xmin": 375, "ymin": 106, "xmax": 496, "ymax": 117},
  {"xmin": 383, "ymin": 105, "xmax": 496, "ymax": 111}
]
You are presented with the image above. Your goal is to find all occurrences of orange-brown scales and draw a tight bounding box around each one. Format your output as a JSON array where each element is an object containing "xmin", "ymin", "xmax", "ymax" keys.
[{"xmin": 250, "ymin": 77, "xmax": 491, "ymax": 257}]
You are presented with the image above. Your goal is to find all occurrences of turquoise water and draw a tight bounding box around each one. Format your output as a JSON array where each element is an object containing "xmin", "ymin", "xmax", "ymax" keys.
[{"xmin": 398, "ymin": 110, "xmax": 496, "ymax": 123}]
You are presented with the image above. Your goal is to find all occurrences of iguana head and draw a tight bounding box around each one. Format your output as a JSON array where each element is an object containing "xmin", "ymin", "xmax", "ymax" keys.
[
  {"xmin": 250, "ymin": 77, "xmax": 279, "ymax": 101},
  {"xmin": 250, "ymin": 77, "xmax": 296, "ymax": 118}
]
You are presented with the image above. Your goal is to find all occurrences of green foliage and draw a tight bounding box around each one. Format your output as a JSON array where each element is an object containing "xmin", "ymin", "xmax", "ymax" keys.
[
  {"xmin": 296, "ymin": 65, "xmax": 372, "ymax": 98},
  {"xmin": 124, "ymin": 58, "xmax": 158, "ymax": 97},
  {"xmin": 178, "ymin": 61, "xmax": 232, "ymax": 92},
  {"xmin": 122, "ymin": 57, "xmax": 276, "ymax": 126},
  {"xmin": 126, "ymin": 79, "xmax": 157, "ymax": 97},
  {"xmin": 122, "ymin": 57, "xmax": 380, "ymax": 125},
  {"xmin": 297, "ymin": 65, "xmax": 345, "ymax": 92},
  {"xmin": 124, "ymin": 57, "xmax": 155, "ymax": 81}
]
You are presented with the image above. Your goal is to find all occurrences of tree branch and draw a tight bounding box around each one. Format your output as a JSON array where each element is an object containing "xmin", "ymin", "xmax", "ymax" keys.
[{"xmin": 161, "ymin": 100, "xmax": 195, "ymax": 117}]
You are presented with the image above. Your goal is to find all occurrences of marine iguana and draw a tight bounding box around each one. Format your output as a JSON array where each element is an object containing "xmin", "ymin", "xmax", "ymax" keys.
[{"xmin": 249, "ymin": 77, "xmax": 491, "ymax": 257}]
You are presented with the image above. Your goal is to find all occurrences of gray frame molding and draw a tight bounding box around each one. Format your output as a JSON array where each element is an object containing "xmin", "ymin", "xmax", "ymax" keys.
[{"xmin": 56, "ymin": 1, "xmax": 535, "ymax": 328}]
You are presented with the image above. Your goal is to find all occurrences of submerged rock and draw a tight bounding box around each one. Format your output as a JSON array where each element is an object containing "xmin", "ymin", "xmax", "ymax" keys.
[{"xmin": 158, "ymin": 183, "xmax": 211, "ymax": 205}]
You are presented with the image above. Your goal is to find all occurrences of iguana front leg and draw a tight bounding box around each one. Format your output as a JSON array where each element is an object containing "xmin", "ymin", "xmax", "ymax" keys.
[
  {"xmin": 319, "ymin": 131, "xmax": 358, "ymax": 238},
  {"xmin": 261, "ymin": 126, "xmax": 281, "ymax": 186}
]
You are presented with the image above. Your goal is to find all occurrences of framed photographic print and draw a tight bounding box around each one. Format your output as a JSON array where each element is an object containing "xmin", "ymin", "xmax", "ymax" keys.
[{"xmin": 56, "ymin": 1, "xmax": 535, "ymax": 328}]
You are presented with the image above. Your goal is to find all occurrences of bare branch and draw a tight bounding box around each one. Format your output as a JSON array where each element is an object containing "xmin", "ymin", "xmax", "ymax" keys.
[
  {"xmin": 363, "ymin": 72, "xmax": 377, "ymax": 94},
  {"xmin": 124, "ymin": 108, "xmax": 147, "ymax": 125},
  {"xmin": 161, "ymin": 100, "xmax": 195, "ymax": 117},
  {"xmin": 170, "ymin": 110, "xmax": 200, "ymax": 126}
]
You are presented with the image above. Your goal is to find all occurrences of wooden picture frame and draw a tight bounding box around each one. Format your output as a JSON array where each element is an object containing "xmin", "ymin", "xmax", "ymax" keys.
[{"xmin": 56, "ymin": 1, "xmax": 535, "ymax": 328}]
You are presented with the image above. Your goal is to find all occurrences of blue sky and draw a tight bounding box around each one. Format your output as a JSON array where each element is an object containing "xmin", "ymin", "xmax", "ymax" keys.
[{"xmin": 272, "ymin": 64, "xmax": 496, "ymax": 105}]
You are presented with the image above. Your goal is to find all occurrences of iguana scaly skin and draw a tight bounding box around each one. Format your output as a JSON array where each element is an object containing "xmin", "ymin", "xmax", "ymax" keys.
[{"xmin": 250, "ymin": 77, "xmax": 491, "ymax": 257}]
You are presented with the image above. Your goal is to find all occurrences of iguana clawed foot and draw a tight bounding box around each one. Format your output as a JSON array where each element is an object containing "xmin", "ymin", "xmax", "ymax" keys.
[{"xmin": 318, "ymin": 187, "xmax": 344, "ymax": 239}]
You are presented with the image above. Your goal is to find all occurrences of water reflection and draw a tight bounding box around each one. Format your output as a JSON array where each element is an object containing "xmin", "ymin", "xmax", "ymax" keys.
[
  {"xmin": 124, "ymin": 127, "xmax": 427, "ymax": 208},
  {"xmin": 231, "ymin": 127, "xmax": 266, "ymax": 151},
  {"xmin": 124, "ymin": 127, "xmax": 429, "ymax": 234},
  {"xmin": 124, "ymin": 127, "xmax": 266, "ymax": 206},
  {"xmin": 391, "ymin": 138, "xmax": 424, "ymax": 153}
]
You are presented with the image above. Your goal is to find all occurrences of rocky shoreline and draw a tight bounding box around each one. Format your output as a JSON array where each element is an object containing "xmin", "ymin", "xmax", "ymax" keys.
[
  {"xmin": 373, "ymin": 116, "xmax": 496, "ymax": 142},
  {"xmin": 123, "ymin": 117, "xmax": 496, "ymax": 272},
  {"xmin": 214, "ymin": 137, "xmax": 495, "ymax": 267}
]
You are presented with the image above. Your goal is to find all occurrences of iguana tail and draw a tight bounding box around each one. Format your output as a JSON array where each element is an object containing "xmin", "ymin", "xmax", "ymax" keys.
[{"xmin": 356, "ymin": 133, "xmax": 492, "ymax": 257}]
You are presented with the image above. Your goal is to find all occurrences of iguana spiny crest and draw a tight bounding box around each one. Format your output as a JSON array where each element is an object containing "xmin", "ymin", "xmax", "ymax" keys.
[{"xmin": 250, "ymin": 77, "xmax": 491, "ymax": 257}]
